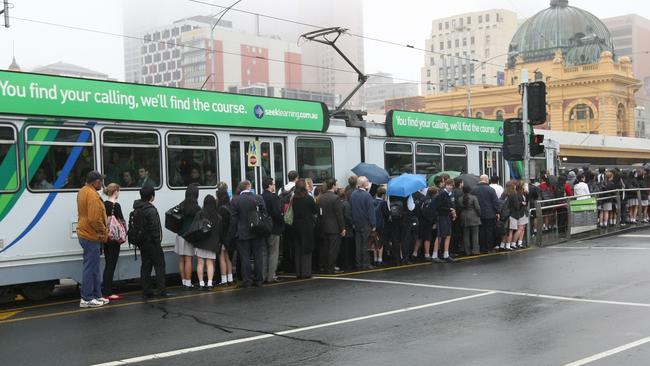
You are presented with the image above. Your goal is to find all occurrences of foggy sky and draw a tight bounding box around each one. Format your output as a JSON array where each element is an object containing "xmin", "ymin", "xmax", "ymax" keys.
[{"xmin": 1, "ymin": 0, "xmax": 649, "ymax": 88}]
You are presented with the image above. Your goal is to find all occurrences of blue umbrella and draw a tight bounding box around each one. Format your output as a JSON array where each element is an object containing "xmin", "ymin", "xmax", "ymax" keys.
[
  {"xmin": 351, "ymin": 163, "xmax": 390, "ymax": 184},
  {"xmin": 387, "ymin": 174, "xmax": 427, "ymax": 197}
]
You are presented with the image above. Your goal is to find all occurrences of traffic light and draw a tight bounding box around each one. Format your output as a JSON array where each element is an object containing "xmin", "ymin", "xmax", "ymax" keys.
[
  {"xmin": 527, "ymin": 81, "xmax": 547, "ymax": 125},
  {"xmin": 530, "ymin": 134, "xmax": 545, "ymax": 157},
  {"xmin": 503, "ymin": 118, "xmax": 524, "ymax": 161}
]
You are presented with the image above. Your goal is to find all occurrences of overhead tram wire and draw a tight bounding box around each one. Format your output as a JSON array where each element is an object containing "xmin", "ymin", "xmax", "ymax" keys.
[{"xmin": 188, "ymin": 0, "xmax": 650, "ymax": 104}]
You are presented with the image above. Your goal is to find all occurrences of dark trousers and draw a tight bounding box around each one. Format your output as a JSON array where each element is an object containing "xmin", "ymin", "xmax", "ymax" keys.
[
  {"xmin": 280, "ymin": 226, "xmax": 295, "ymax": 273},
  {"xmin": 102, "ymin": 243, "xmax": 120, "ymax": 296},
  {"xmin": 389, "ymin": 220, "xmax": 406, "ymax": 263},
  {"xmin": 338, "ymin": 236, "xmax": 355, "ymax": 270},
  {"xmin": 320, "ymin": 233, "xmax": 341, "ymax": 273},
  {"xmin": 479, "ymin": 218, "xmax": 497, "ymax": 253},
  {"xmin": 238, "ymin": 238, "xmax": 264, "ymax": 285},
  {"xmin": 140, "ymin": 241, "xmax": 166, "ymax": 294},
  {"xmin": 354, "ymin": 224, "xmax": 372, "ymax": 269},
  {"xmin": 294, "ymin": 241, "xmax": 312, "ymax": 278}
]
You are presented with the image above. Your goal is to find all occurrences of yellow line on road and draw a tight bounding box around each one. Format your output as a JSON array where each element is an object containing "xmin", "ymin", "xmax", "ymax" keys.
[
  {"xmin": 0, "ymin": 279, "xmax": 313, "ymax": 325},
  {"xmin": 0, "ymin": 310, "xmax": 22, "ymax": 321}
]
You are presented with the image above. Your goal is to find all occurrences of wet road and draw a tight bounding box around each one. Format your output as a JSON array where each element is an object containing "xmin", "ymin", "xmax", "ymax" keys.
[{"xmin": 3, "ymin": 230, "xmax": 650, "ymax": 366}]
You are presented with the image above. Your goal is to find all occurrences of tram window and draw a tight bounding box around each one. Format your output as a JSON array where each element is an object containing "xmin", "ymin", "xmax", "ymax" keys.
[
  {"xmin": 296, "ymin": 138, "xmax": 333, "ymax": 184},
  {"xmin": 167, "ymin": 133, "xmax": 218, "ymax": 188},
  {"xmin": 443, "ymin": 145, "xmax": 468, "ymax": 173},
  {"xmin": 415, "ymin": 143, "xmax": 442, "ymax": 175},
  {"xmin": 0, "ymin": 126, "xmax": 18, "ymax": 192},
  {"xmin": 26, "ymin": 127, "xmax": 95, "ymax": 191},
  {"xmin": 102, "ymin": 130, "xmax": 161, "ymax": 189},
  {"xmin": 273, "ymin": 142, "xmax": 285, "ymax": 189},
  {"xmin": 385, "ymin": 142, "xmax": 413, "ymax": 176},
  {"xmin": 230, "ymin": 141, "xmax": 242, "ymax": 191}
]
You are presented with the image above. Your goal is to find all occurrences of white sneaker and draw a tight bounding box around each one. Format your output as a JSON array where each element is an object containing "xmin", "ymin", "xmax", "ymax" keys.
[
  {"xmin": 97, "ymin": 297, "xmax": 110, "ymax": 305},
  {"xmin": 80, "ymin": 299, "xmax": 104, "ymax": 308}
]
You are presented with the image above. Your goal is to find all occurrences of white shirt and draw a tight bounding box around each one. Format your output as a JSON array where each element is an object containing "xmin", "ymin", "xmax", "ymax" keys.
[
  {"xmin": 489, "ymin": 183, "xmax": 504, "ymax": 198},
  {"xmin": 573, "ymin": 182, "xmax": 591, "ymax": 200}
]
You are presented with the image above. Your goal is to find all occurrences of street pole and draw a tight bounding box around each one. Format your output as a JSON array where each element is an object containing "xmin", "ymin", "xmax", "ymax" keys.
[{"xmin": 521, "ymin": 69, "xmax": 530, "ymax": 182}]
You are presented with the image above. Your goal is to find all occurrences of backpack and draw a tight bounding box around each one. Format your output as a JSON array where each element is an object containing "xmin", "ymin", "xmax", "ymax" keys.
[
  {"xmin": 164, "ymin": 204, "xmax": 183, "ymax": 233},
  {"xmin": 279, "ymin": 186, "xmax": 295, "ymax": 215},
  {"xmin": 389, "ymin": 199, "xmax": 404, "ymax": 221},
  {"xmin": 127, "ymin": 207, "xmax": 147, "ymax": 248},
  {"xmin": 499, "ymin": 197, "xmax": 510, "ymax": 221},
  {"xmin": 107, "ymin": 203, "xmax": 126, "ymax": 244},
  {"xmin": 419, "ymin": 196, "xmax": 436, "ymax": 223},
  {"xmin": 374, "ymin": 199, "xmax": 385, "ymax": 232},
  {"xmin": 554, "ymin": 183, "xmax": 566, "ymax": 199}
]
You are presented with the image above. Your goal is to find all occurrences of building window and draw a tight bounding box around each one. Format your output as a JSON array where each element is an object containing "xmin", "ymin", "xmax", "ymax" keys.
[
  {"xmin": 426, "ymin": 69, "xmax": 431, "ymax": 77},
  {"xmin": 485, "ymin": 14, "xmax": 490, "ymax": 22},
  {"xmin": 167, "ymin": 133, "xmax": 218, "ymax": 188},
  {"xmin": 26, "ymin": 127, "xmax": 95, "ymax": 191},
  {"xmin": 467, "ymin": 16, "xmax": 471, "ymax": 25},
  {"xmin": 517, "ymin": 108, "xmax": 523, "ymax": 119},
  {"xmin": 447, "ymin": 40, "xmax": 452, "ymax": 49},
  {"xmin": 475, "ymin": 111, "xmax": 484, "ymax": 118},
  {"xmin": 497, "ymin": 13, "xmax": 502, "ymax": 22},
  {"xmin": 153, "ymin": 32, "xmax": 161, "ymax": 41},
  {"xmin": 154, "ymin": 53, "xmax": 161, "ymax": 62},
  {"xmin": 438, "ymin": 23, "xmax": 442, "ymax": 31},
  {"xmin": 452, "ymin": 19, "xmax": 456, "ymax": 28},
  {"xmin": 385, "ymin": 142, "xmax": 413, "ymax": 176},
  {"xmin": 416, "ymin": 143, "xmax": 442, "ymax": 175},
  {"xmin": 478, "ymin": 15, "xmax": 483, "ymax": 23},
  {"xmin": 496, "ymin": 110, "xmax": 504, "ymax": 121},
  {"xmin": 0, "ymin": 125, "xmax": 18, "ymax": 192},
  {"xmin": 102, "ymin": 130, "xmax": 161, "ymax": 189},
  {"xmin": 440, "ymin": 41, "xmax": 444, "ymax": 50},
  {"xmin": 172, "ymin": 27, "xmax": 180, "ymax": 37},
  {"xmin": 148, "ymin": 44, "xmax": 156, "ymax": 52},
  {"xmin": 463, "ymin": 38, "xmax": 467, "ymax": 46},
  {"xmin": 535, "ymin": 71, "xmax": 543, "ymax": 81},
  {"xmin": 427, "ymin": 81, "xmax": 433, "ymax": 91},
  {"xmin": 445, "ymin": 21, "xmax": 449, "ymax": 29},
  {"xmin": 485, "ymin": 48, "xmax": 490, "ymax": 58},
  {"xmin": 569, "ymin": 104, "xmax": 595, "ymax": 120},
  {"xmin": 444, "ymin": 145, "xmax": 467, "ymax": 172},
  {"xmin": 485, "ymin": 35, "xmax": 491, "ymax": 44},
  {"xmin": 455, "ymin": 39, "xmax": 459, "ymax": 48},
  {"xmin": 470, "ymin": 36, "xmax": 475, "ymax": 45},
  {"xmin": 296, "ymin": 138, "xmax": 333, "ymax": 184},
  {"xmin": 617, "ymin": 104, "xmax": 627, "ymax": 135},
  {"xmin": 430, "ymin": 57, "xmax": 435, "ymax": 66}
]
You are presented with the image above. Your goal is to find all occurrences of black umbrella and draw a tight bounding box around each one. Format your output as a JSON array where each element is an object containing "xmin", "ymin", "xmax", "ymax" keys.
[
  {"xmin": 351, "ymin": 163, "xmax": 390, "ymax": 184},
  {"xmin": 458, "ymin": 173, "xmax": 480, "ymax": 189}
]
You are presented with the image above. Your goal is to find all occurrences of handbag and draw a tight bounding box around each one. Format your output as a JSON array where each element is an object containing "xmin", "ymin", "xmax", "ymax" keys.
[
  {"xmin": 107, "ymin": 203, "xmax": 127, "ymax": 244},
  {"xmin": 183, "ymin": 211, "xmax": 213, "ymax": 243},
  {"xmin": 250, "ymin": 200, "xmax": 272, "ymax": 237},
  {"xmin": 165, "ymin": 204, "xmax": 183, "ymax": 233}
]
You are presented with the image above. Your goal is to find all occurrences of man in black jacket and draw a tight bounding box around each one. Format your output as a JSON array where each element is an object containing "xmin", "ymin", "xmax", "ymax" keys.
[
  {"xmin": 230, "ymin": 180, "xmax": 267, "ymax": 287},
  {"xmin": 262, "ymin": 177, "xmax": 283, "ymax": 283},
  {"xmin": 318, "ymin": 179, "xmax": 346, "ymax": 274},
  {"xmin": 133, "ymin": 186, "xmax": 169, "ymax": 298},
  {"xmin": 472, "ymin": 175, "xmax": 500, "ymax": 253}
]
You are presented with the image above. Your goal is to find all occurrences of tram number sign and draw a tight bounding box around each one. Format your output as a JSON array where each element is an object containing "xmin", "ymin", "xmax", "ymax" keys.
[{"xmin": 247, "ymin": 141, "xmax": 261, "ymax": 167}]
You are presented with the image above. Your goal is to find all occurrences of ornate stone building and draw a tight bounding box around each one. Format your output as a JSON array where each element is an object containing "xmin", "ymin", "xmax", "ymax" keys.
[{"xmin": 424, "ymin": 0, "xmax": 640, "ymax": 137}]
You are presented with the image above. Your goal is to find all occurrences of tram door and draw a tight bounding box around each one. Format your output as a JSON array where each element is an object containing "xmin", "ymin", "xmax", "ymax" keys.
[
  {"xmin": 230, "ymin": 137, "xmax": 286, "ymax": 194},
  {"xmin": 479, "ymin": 147, "xmax": 504, "ymax": 183}
]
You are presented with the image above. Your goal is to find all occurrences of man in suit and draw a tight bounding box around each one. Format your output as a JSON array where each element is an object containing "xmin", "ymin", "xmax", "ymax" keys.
[
  {"xmin": 230, "ymin": 180, "xmax": 267, "ymax": 287},
  {"xmin": 349, "ymin": 176, "xmax": 376, "ymax": 270},
  {"xmin": 262, "ymin": 177, "xmax": 284, "ymax": 283},
  {"xmin": 318, "ymin": 178, "xmax": 346, "ymax": 274}
]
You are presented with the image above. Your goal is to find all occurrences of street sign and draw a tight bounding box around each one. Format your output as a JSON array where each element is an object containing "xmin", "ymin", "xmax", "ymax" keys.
[{"xmin": 247, "ymin": 140, "xmax": 261, "ymax": 167}]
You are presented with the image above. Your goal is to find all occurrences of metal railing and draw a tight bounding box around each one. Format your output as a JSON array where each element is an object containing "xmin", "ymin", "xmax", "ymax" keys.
[{"xmin": 528, "ymin": 188, "xmax": 649, "ymax": 246}]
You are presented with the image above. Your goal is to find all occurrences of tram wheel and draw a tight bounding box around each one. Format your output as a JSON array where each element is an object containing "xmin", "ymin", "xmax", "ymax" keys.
[{"xmin": 20, "ymin": 282, "xmax": 55, "ymax": 301}]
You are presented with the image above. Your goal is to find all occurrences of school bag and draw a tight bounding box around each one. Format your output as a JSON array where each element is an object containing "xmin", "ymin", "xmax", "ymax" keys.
[
  {"xmin": 127, "ymin": 207, "xmax": 147, "ymax": 256},
  {"xmin": 182, "ymin": 210, "xmax": 214, "ymax": 244},
  {"xmin": 419, "ymin": 196, "xmax": 436, "ymax": 223},
  {"xmin": 389, "ymin": 199, "xmax": 404, "ymax": 221},
  {"xmin": 164, "ymin": 203, "xmax": 183, "ymax": 233},
  {"xmin": 374, "ymin": 199, "xmax": 385, "ymax": 233}
]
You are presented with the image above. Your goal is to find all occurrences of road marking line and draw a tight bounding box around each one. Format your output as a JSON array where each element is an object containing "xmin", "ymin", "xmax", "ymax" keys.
[
  {"xmin": 0, "ymin": 310, "xmax": 22, "ymax": 320},
  {"xmin": 618, "ymin": 234, "xmax": 650, "ymax": 238},
  {"xmin": 316, "ymin": 277, "xmax": 650, "ymax": 308},
  {"xmin": 0, "ymin": 279, "xmax": 314, "ymax": 325},
  {"xmin": 563, "ymin": 335, "xmax": 650, "ymax": 366},
  {"xmin": 549, "ymin": 246, "xmax": 650, "ymax": 250},
  {"xmin": 91, "ymin": 291, "xmax": 495, "ymax": 366}
]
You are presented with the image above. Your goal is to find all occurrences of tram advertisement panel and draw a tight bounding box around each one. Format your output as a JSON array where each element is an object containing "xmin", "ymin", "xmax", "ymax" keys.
[
  {"xmin": 386, "ymin": 110, "xmax": 504, "ymax": 143},
  {"xmin": 0, "ymin": 70, "xmax": 328, "ymax": 132}
]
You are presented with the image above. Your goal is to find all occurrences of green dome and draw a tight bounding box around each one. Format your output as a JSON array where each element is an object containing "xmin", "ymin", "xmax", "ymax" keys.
[{"xmin": 507, "ymin": 0, "xmax": 615, "ymax": 68}]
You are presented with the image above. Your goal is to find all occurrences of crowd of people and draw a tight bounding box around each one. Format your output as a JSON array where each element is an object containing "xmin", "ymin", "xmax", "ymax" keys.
[{"xmin": 74, "ymin": 165, "xmax": 650, "ymax": 308}]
